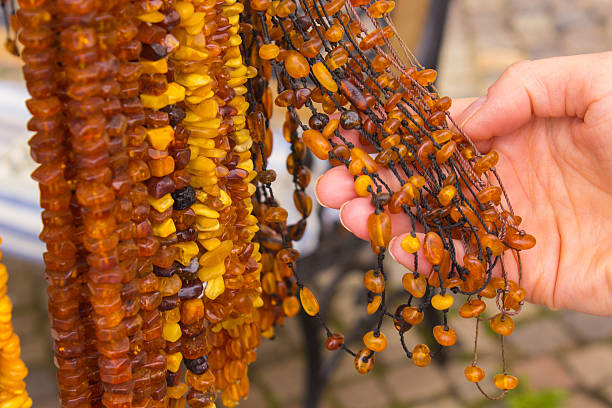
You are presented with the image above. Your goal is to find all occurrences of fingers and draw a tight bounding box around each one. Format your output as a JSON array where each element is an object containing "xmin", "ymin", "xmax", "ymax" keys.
[
  {"xmin": 458, "ymin": 52, "xmax": 612, "ymax": 141},
  {"xmin": 315, "ymin": 166, "xmax": 404, "ymax": 210}
]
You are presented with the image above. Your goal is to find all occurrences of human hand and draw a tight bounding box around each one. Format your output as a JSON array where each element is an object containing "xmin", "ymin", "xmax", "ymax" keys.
[{"xmin": 315, "ymin": 52, "xmax": 612, "ymax": 316}]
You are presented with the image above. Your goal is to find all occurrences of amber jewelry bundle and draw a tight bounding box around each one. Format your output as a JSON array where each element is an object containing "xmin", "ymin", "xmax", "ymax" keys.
[{"xmin": 5, "ymin": 0, "xmax": 538, "ymax": 406}]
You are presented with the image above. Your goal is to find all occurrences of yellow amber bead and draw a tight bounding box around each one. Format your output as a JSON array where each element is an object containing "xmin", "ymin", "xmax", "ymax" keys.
[
  {"xmin": 152, "ymin": 218, "xmax": 176, "ymax": 238},
  {"xmin": 167, "ymin": 352, "xmax": 183, "ymax": 373},
  {"xmin": 494, "ymin": 374, "xmax": 519, "ymax": 390},
  {"xmin": 437, "ymin": 185, "xmax": 456, "ymax": 206},
  {"xmin": 412, "ymin": 344, "xmax": 431, "ymax": 367},
  {"xmin": 431, "ymin": 293, "xmax": 454, "ymax": 310},
  {"xmin": 363, "ymin": 331, "xmax": 387, "ymax": 352},
  {"xmin": 167, "ymin": 383, "xmax": 189, "ymax": 399},
  {"xmin": 354, "ymin": 175, "xmax": 374, "ymax": 197},
  {"xmin": 162, "ymin": 322, "xmax": 182, "ymax": 342},
  {"xmin": 205, "ymin": 275, "xmax": 225, "ymax": 300},
  {"xmin": 147, "ymin": 126, "xmax": 174, "ymax": 151},
  {"xmin": 259, "ymin": 43, "xmax": 280, "ymax": 60},
  {"xmin": 174, "ymin": 241, "xmax": 200, "ymax": 266},
  {"xmin": 400, "ymin": 234, "xmax": 421, "ymax": 253},
  {"xmin": 464, "ymin": 365, "xmax": 485, "ymax": 383},
  {"xmin": 141, "ymin": 59, "xmax": 168, "ymax": 74},
  {"xmin": 312, "ymin": 62, "xmax": 338, "ymax": 92},
  {"xmin": 299, "ymin": 286, "xmax": 319, "ymax": 316},
  {"xmin": 138, "ymin": 11, "xmax": 165, "ymax": 23}
]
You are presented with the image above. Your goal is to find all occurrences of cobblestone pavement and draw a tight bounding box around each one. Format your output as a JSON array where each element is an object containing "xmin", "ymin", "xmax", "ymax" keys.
[{"xmin": 2, "ymin": 0, "xmax": 612, "ymax": 407}]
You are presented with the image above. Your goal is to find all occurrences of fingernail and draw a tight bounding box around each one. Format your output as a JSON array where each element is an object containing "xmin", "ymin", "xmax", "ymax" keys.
[
  {"xmin": 313, "ymin": 176, "xmax": 329, "ymax": 208},
  {"xmin": 459, "ymin": 95, "xmax": 487, "ymax": 129},
  {"xmin": 338, "ymin": 202, "xmax": 352, "ymax": 233},
  {"xmin": 388, "ymin": 237, "xmax": 399, "ymax": 263}
]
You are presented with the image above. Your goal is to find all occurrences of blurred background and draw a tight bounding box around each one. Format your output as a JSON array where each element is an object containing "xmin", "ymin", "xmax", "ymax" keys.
[{"xmin": 1, "ymin": 0, "xmax": 612, "ymax": 407}]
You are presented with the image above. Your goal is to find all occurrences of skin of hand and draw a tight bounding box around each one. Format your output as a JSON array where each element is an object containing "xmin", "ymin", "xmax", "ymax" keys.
[{"xmin": 314, "ymin": 52, "xmax": 612, "ymax": 316}]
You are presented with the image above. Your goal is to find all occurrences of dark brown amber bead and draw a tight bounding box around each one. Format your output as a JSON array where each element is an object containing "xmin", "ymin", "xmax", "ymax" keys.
[{"xmin": 325, "ymin": 333, "xmax": 344, "ymax": 351}]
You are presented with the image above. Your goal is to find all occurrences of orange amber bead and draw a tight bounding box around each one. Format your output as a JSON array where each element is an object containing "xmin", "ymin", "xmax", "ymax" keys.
[
  {"xmin": 299, "ymin": 286, "xmax": 319, "ymax": 316},
  {"xmin": 490, "ymin": 314, "xmax": 514, "ymax": 336},
  {"xmin": 302, "ymin": 129, "xmax": 331, "ymax": 160},
  {"xmin": 459, "ymin": 299, "xmax": 486, "ymax": 318},
  {"xmin": 412, "ymin": 344, "xmax": 431, "ymax": 367},
  {"xmin": 259, "ymin": 43, "xmax": 280, "ymax": 60},
  {"xmin": 312, "ymin": 62, "xmax": 337, "ymax": 92},
  {"xmin": 367, "ymin": 213, "xmax": 391, "ymax": 248},
  {"xmin": 400, "ymin": 234, "xmax": 420, "ymax": 253},
  {"xmin": 400, "ymin": 306, "xmax": 423, "ymax": 325},
  {"xmin": 354, "ymin": 348, "xmax": 375, "ymax": 374},
  {"xmin": 437, "ymin": 186, "xmax": 456, "ymax": 207},
  {"xmin": 433, "ymin": 325, "xmax": 457, "ymax": 346},
  {"xmin": 401, "ymin": 273, "xmax": 427, "ymax": 298},
  {"xmin": 464, "ymin": 365, "xmax": 485, "ymax": 383},
  {"xmin": 282, "ymin": 296, "xmax": 300, "ymax": 317},
  {"xmin": 363, "ymin": 331, "xmax": 387, "ymax": 352},
  {"xmin": 431, "ymin": 293, "xmax": 453, "ymax": 310},
  {"xmin": 363, "ymin": 269, "xmax": 384, "ymax": 294},
  {"xmin": 354, "ymin": 174, "xmax": 374, "ymax": 197},
  {"xmin": 494, "ymin": 374, "xmax": 519, "ymax": 390},
  {"xmin": 284, "ymin": 51, "xmax": 310, "ymax": 79},
  {"xmin": 423, "ymin": 231, "xmax": 444, "ymax": 265},
  {"xmin": 367, "ymin": 295, "xmax": 381, "ymax": 314}
]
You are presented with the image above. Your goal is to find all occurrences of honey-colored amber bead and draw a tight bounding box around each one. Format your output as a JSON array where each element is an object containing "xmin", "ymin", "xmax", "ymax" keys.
[
  {"xmin": 459, "ymin": 299, "xmax": 486, "ymax": 318},
  {"xmin": 363, "ymin": 269, "xmax": 384, "ymax": 293},
  {"xmin": 284, "ymin": 51, "xmax": 310, "ymax": 79},
  {"xmin": 431, "ymin": 293, "xmax": 453, "ymax": 310},
  {"xmin": 412, "ymin": 344, "xmax": 431, "ymax": 367},
  {"xmin": 490, "ymin": 314, "xmax": 514, "ymax": 336},
  {"xmin": 367, "ymin": 213, "xmax": 391, "ymax": 248},
  {"xmin": 401, "ymin": 306, "xmax": 423, "ymax": 325},
  {"xmin": 302, "ymin": 129, "xmax": 331, "ymax": 160},
  {"xmin": 474, "ymin": 150, "xmax": 499, "ymax": 175},
  {"xmin": 437, "ymin": 186, "xmax": 456, "ymax": 206},
  {"xmin": 354, "ymin": 348, "xmax": 375, "ymax": 374},
  {"xmin": 354, "ymin": 175, "xmax": 374, "ymax": 197},
  {"xmin": 250, "ymin": 0, "xmax": 270, "ymax": 11},
  {"xmin": 167, "ymin": 352, "xmax": 183, "ymax": 373},
  {"xmin": 494, "ymin": 374, "xmax": 519, "ymax": 390},
  {"xmin": 480, "ymin": 233, "xmax": 505, "ymax": 256},
  {"xmin": 401, "ymin": 273, "xmax": 426, "ymax": 298},
  {"xmin": 312, "ymin": 62, "xmax": 338, "ymax": 92},
  {"xmin": 180, "ymin": 299, "xmax": 204, "ymax": 326},
  {"xmin": 259, "ymin": 44, "xmax": 280, "ymax": 60},
  {"xmin": 423, "ymin": 231, "xmax": 444, "ymax": 265},
  {"xmin": 326, "ymin": 333, "xmax": 344, "ymax": 350},
  {"xmin": 299, "ymin": 286, "xmax": 319, "ymax": 316},
  {"xmin": 464, "ymin": 365, "xmax": 485, "ymax": 383},
  {"xmin": 400, "ymin": 234, "xmax": 420, "ymax": 253},
  {"xmin": 363, "ymin": 331, "xmax": 387, "ymax": 352},
  {"xmin": 433, "ymin": 325, "xmax": 457, "ymax": 346},
  {"xmin": 367, "ymin": 295, "xmax": 382, "ymax": 314},
  {"xmin": 282, "ymin": 296, "xmax": 300, "ymax": 317},
  {"xmin": 504, "ymin": 230, "xmax": 536, "ymax": 250},
  {"xmin": 300, "ymin": 37, "xmax": 322, "ymax": 58},
  {"xmin": 162, "ymin": 322, "xmax": 182, "ymax": 342}
]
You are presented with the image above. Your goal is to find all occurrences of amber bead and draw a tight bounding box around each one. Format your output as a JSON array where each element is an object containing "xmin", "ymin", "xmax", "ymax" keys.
[
  {"xmin": 299, "ymin": 286, "xmax": 319, "ymax": 316},
  {"xmin": 494, "ymin": 374, "xmax": 519, "ymax": 390},
  {"xmin": 284, "ymin": 51, "xmax": 309, "ymax": 79},
  {"xmin": 363, "ymin": 269, "xmax": 384, "ymax": 294},
  {"xmin": 367, "ymin": 295, "xmax": 382, "ymax": 314},
  {"xmin": 354, "ymin": 348, "xmax": 375, "ymax": 374},
  {"xmin": 433, "ymin": 325, "xmax": 457, "ymax": 346},
  {"xmin": 401, "ymin": 273, "xmax": 427, "ymax": 298},
  {"xmin": 367, "ymin": 213, "xmax": 391, "ymax": 248},
  {"xmin": 412, "ymin": 344, "xmax": 431, "ymax": 367},
  {"xmin": 312, "ymin": 62, "xmax": 338, "ymax": 93},
  {"xmin": 362, "ymin": 331, "xmax": 386, "ymax": 352},
  {"xmin": 423, "ymin": 231, "xmax": 444, "ymax": 265},
  {"xmin": 437, "ymin": 186, "xmax": 456, "ymax": 206},
  {"xmin": 282, "ymin": 296, "xmax": 300, "ymax": 317},
  {"xmin": 431, "ymin": 293, "xmax": 454, "ymax": 310},
  {"xmin": 464, "ymin": 365, "xmax": 485, "ymax": 383},
  {"xmin": 490, "ymin": 314, "xmax": 514, "ymax": 336},
  {"xmin": 326, "ymin": 333, "xmax": 344, "ymax": 351},
  {"xmin": 400, "ymin": 234, "xmax": 420, "ymax": 254},
  {"xmin": 400, "ymin": 306, "xmax": 423, "ymax": 325},
  {"xmin": 459, "ymin": 299, "xmax": 486, "ymax": 318},
  {"xmin": 258, "ymin": 44, "xmax": 280, "ymax": 60},
  {"xmin": 300, "ymin": 37, "xmax": 322, "ymax": 59},
  {"xmin": 302, "ymin": 129, "xmax": 331, "ymax": 160}
]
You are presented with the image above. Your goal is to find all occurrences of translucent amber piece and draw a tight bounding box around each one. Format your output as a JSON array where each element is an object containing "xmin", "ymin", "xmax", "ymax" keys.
[
  {"xmin": 437, "ymin": 186, "xmax": 456, "ymax": 206},
  {"xmin": 459, "ymin": 299, "xmax": 486, "ymax": 318},
  {"xmin": 494, "ymin": 374, "xmax": 519, "ymax": 390},
  {"xmin": 282, "ymin": 296, "xmax": 300, "ymax": 317},
  {"xmin": 162, "ymin": 322, "xmax": 182, "ymax": 342},
  {"xmin": 490, "ymin": 314, "xmax": 514, "ymax": 336},
  {"xmin": 400, "ymin": 234, "xmax": 420, "ymax": 253},
  {"xmin": 326, "ymin": 333, "xmax": 344, "ymax": 350},
  {"xmin": 423, "ymin": 231, "xmax": 444, "ymax": 265},
  {"xmin": 302, "ymin": 129, "xmax": 331, "ymax": 160},
  {"xmin": 366, "ymin": 295, "xmax": 381, "ymax": 314},
  {"xmin": 431, "ymin": 293, "xmax": 453, "ymax": 310},
  {"xmin": 401, "ymin": 273, "xmax": 426, "ymax": 298},
  {"xmin": 401, "ymin": 306, "xmax": 423, "ymax": 325},
  {"xmin": 312, "ymin": 62, "xmax": 338, "ymax": 92},
  {"xmin": 363, "ymin": 331, "xmax": 386, "ymax": 352},
  {"xmin": 464, "ymin": 365, "xmax": 485, "ymax": 383},
  {"xmin": 299, "ymin": 286, "xmax": 319, "ymax": 316},
  {"xmin": 354, "ymin": 174, "xmax": 374, "ymax": 197},
  {"xmin": 258, "ymin": 44, "xmax": 280, "ymax": 60},
  {"xmin": 363, "ymin": 269, "xmax": 384, "ymax": 294},
  {"xmin": 367, "ymin": 213, "xmax": 391, "ymax": 248},
  {"xmin": 433, "ymin": 325, "xmax": 456, "ymax": 346},
  {"xmin": 354, "ymin": 348, "xmax": 374, "ymax": 374},
  {"xmin": 412, "ymin": 344, "xmax": 431, "ymax": 367},
  {"xmin": 284, "ymin": 51, "xmax": 309, "ymax": 79}
]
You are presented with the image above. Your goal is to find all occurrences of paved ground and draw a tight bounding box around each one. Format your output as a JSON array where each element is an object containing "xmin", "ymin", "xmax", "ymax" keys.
[{"xmin": 2, "ymin": 0, "xmax": 612, "ymax": 407}]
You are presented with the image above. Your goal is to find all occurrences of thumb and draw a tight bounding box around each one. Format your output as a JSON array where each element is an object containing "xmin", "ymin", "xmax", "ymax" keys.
[{"xmin": 455, "ymin": 52, "xmax": 612, "ymax": 141}]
